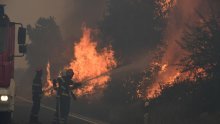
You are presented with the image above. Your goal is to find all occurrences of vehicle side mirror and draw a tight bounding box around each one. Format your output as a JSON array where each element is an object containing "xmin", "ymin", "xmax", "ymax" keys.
[
  {"xmin": 19, "ymin": 45, "xmax": 27, "ymax": 54},
  {"xmin": 18, "ymin": 27, "xmax": 26, "ymax": 44}
]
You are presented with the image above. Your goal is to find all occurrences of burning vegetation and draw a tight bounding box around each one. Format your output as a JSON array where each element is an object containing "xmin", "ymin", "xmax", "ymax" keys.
[
  {"xmin": 155, "ymin": 0, "xmax": 177, "ymax": 18},
  {"xmin": 140, "ymin": 61, "xmax": 207, "ymax": 99},
  {"xmin": 135, "ymin": 0, "xmax": 214, "ymax": 100},
  {"xmin": 24, "ymin": 0, "xmax": 220, "ymax": 123},
  {"xmin": 68, "ymin": 27, "xmax": 117, "ymax": 96},
  {"xmin": 43, "ymin": 27, "xmax": 117, "ymax": 97},
  {"xmin": 43, "ymin": 61, "xmax": 54, "ymax": 96}
]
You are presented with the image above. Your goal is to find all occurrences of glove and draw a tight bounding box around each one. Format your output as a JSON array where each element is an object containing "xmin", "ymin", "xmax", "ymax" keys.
[
  {"xmin": 76, "ymin": 83, "xmax": 82, "ymax": 87},
  {"xmin": 52, "ymin": 79, "xmax": 58, "ymax": 90}
]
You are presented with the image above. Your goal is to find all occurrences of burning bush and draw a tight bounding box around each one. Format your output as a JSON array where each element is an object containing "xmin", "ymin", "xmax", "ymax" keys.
[
  {"xmin": 68, "ymin": 27, "xmax": 117, "ymax": 97},
  {"xmin": 146, "ymin": 2, "xmax": 220, "ymax": 124}
]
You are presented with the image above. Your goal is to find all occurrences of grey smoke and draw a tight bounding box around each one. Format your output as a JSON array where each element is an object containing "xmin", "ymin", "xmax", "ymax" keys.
[{"xmin": 2, "ymin": 0, "xmax": 107, "ymax": 69}]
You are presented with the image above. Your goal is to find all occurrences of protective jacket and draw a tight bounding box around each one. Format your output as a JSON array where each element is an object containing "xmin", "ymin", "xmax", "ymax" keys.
[
  {"xmin": 52, "ymin": 76, "xmax": 81, "ymax": 124},
  {"xmin": 29, "ymin": 71, "xmax": 43, "ymax": 124}
]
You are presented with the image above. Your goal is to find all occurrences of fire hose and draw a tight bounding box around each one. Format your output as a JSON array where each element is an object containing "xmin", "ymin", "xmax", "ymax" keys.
[
  {"xmin": 43, "ymin": 55, "xmax": 153, "ymax": 95},
  {"xmin": 43, "ymin": 70, "xmax": 112, "ymax": 95}
]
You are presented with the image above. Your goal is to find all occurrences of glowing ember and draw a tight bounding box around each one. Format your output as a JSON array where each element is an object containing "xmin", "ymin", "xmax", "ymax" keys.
[
  {"xmin": 68, "ymin": 27, "xmax": 117, "ymax": 96},
  {"xmin": 160, "ymin": 64, "xmax": 168, "ymax": 73},
  {"xmin": 155, "ymin": 0, "xmax": 177, "ymax": 18},
  {"xmin": 146, "ymin": 82, "xmax": 161, "ymax": 99},
  {"xmin": 43, "ymin": 61, "xmax": 54, "ymax": 96}
]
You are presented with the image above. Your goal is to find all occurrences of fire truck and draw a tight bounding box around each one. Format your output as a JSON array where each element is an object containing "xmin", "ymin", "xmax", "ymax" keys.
[{"xmin": 0, "ymin": 4, "xmax": 26, "ymax": 122}]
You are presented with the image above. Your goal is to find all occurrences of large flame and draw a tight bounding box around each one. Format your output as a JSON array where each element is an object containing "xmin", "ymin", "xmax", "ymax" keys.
[
  {"xmin": 142, "ymin": 0, "xmax": 200, "ymax": 100},
  {"xmin": 69, "ymin": 27, "xmax": 117, "ymax": 96},
  {"xmin": 43, "ymin": 61, "xmax": 53, "ymax": 96}
]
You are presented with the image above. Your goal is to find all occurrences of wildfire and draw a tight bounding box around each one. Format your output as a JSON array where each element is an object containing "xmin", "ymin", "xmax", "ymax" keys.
[
  {"xmin": 43, "ymin": 61, "xmax": 54, "ymax": 96},
  {"xmin": 68, "ymin": 27, "xmax": 117, "ymax": 96},
  {"xmin": 160, "ymin": 64, "xmax": 168, "ymax": 73},
  {"xmin": 155, "ymin": 0, "xmax": 177, "ymax": 18},
  {"xmin": 145, "ymin": 62, "xmax": 207, "ymax": 99},
  {"xmin": 145, "ymin": 62, "xmax": 178, "ymax": 99}
]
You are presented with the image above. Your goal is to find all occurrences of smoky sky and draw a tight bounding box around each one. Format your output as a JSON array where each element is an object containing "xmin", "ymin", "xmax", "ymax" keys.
[
  {"xmin": 1, "ymin": 0, "xmax": 65, "ymax": 69},
  {"xmin": 1, "ymin": 0, "xmax": 66, "ymax": 25},
  {"xmin": 61, "ymin": 0, "xmax": 107, "ymax": 39},
  {"xmin": 161, "ymin": 0, "xmax": 219, "ymax": 65},
  {"xmin": 161, "ymin": 0, "xmax": 202, "ymax": 65},
  {"xmin": 0, "ymin": 0, "xmax": 107, "ymax": 68}
]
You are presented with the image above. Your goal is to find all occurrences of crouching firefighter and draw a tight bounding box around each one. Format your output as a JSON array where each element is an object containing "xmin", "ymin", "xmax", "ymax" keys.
[
  {"xmin": 29, "ymin": 69, "xmax": 43, "ymax": 124},
  {"xmin": 52, "ymin": 69, "xmax": 82, "ymax": 124}
]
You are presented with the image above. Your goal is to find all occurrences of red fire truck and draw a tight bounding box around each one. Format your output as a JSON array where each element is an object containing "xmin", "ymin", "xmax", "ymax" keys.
[{"xmin": 0, "ymin": 4, "xmax": 26, "ymax": 122}]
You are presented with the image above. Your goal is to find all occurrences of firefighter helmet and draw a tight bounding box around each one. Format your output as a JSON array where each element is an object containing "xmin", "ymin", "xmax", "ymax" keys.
[{"xmin": 66, "ymin": 69, "xmax": 74, "ymax": 77}]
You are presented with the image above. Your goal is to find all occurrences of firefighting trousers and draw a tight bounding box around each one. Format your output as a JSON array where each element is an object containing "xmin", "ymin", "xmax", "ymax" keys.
[
  {"xmin": 30, "ymin": 95, "xmax": 41, "ymax": 122},
  {"xmin": 52, "ymin": 95, "xmax": 71, "ymax": 124}
]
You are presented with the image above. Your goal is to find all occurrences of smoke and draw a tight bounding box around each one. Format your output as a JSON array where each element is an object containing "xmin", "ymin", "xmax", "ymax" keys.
[
  {"xmin": 150, "ymin": 0, "xmax": 204, "ymax": 91},
  {"xmin": 111, "ymin": 53, "xmax": 153, "ymax": 79},
  {"xmin": 0, "ymin": 0, "xmax": 6, "ymax": 4},
  {"xmin": 1, "ymin": 0, "xmax": 66, "ymax": 70},
  {"xmin": 4, "ymin": 0, "xmax": 149, "ymax": 78},
  {"xmin": 2, "ymin": 0, "xmax": 65, "ymax": 25},
  {"xmin": 144, "ymin": 0, "xmax": 220, "ymax": 100},
  {"xmin": 61, "ymin": 0, "xmax": 107, "ymax": 39},
  {"xmin": 6, "ymin": 0, "xmax": 219, "ymax": 123},
  {"xmin": 0, "ymin": 0, "xmax": 108, "ymax": 81},
  {"xmin": 1, "ymin": 0, "xmax": 107, "ymax": 70},
  {"xmin": 146, "ymin": 0, "xmax": 203, "ymax": 92},
  {"xmin": 85, "ymin": 52, "xmax": 153, "ymax": 83},
  {"xmin": 159, "ymin": 0, "xmax": 220, "ymax": 74},
  {"xmin": 161, "ymin": 0, "xmax": 202, "ymax": 65}
]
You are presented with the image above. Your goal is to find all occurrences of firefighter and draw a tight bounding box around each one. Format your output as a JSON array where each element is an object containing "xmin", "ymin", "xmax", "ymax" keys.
[
  {"xmin": 52, "ymin": 69, "xmax": 81, "ymax": 124},
  {"xmin": 144, "ymin": 100, "xmax": 150, "ymax": 124},
  {"xmin": 29, "ymin": 69, "xmax": 43, "ymax": 124}
]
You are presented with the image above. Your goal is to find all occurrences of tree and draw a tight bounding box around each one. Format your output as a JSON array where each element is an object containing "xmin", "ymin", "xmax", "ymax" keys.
[
  {"xmin": 99, "ymin": 1, "xmax": 171, "ymax": 123},
  {"xmin": 26, "ymin": 17, "xmax": 65, "ymax": 81},
  {"xmin": 99, "ymin": 0, "xmax": 162, "ymax": 59},
  {"xmin": 147, "ymin": 3, "xmax": 220, "ymax": 124},
  {"xmin": 180, "ymin": 8, "xmax": 220, "ymax": 79}
]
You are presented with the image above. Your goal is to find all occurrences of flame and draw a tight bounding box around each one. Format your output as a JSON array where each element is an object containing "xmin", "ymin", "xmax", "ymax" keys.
[
  {"xmin": 143, "ymin": 0, "xmax": 209, "ymax": 100},
  {"xmin": 145, "ymin": 62, "xmax": 207, "ymax": 99},
  {"xmin": 43, "ymin": 61, "xmax": 54, "ymax": 96},
  {"xmin": 146, "ymin": 63, "xmax": 180, "ymax": 99},
  {"xmin": 68, "ymin": 27, "xmax": 117, "ymax": 96},
  {"xmin": 146, "ymin": 82, "xmax": 161, "ymax": 99},
  {"xmin": 160, "ymin": 64, "xmax": 168, "ymax": 73},
  {"xmin": 155, "ymin": 0, "xmax": 177, "ymax": 18}
]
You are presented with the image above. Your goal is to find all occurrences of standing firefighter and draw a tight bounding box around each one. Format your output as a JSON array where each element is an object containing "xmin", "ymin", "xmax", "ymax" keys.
[
  {"xmin": 144, "ymin": 100, "xmax": 150, "ymax": 124},
  {"xmin": 52, "ymin": 69, "xmax": 81, "ymax": 124},
  {"xmin": 29, "ymin": 69, "xmax": 43, "ymax": 124}
]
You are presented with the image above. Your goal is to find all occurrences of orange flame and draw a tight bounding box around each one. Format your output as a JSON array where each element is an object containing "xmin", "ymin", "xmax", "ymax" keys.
[
  {"xmin": 69, "ymin": 27, "xmax": 117, "ymax": 96},
  {"xmin": 155, "ymin": 0, "xmax": 177, "ymax": 18},
  {"xmin": 146, "ymin": 63, "xmax": 179, "ymax": 99},
  {"xmin": 143, "ymin": 0, "xmax": 209, "ymax": 100},
  {"xmin": 145, "ymin": 62, "xmax": 207, "ymax": 99},
  {"xmin": 43, "ymin": 61, "xmax": 54, "ymax": 96}
]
